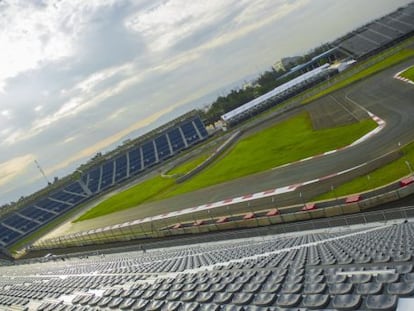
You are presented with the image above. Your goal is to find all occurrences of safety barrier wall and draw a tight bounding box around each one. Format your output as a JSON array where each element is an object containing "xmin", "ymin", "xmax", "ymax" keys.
[{"xmin": 31, "ymin": 178, "xmax": 414, "ymax": 250}]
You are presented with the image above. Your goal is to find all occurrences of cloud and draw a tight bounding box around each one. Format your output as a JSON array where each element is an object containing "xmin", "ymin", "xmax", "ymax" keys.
[
  {"xmin": 0, "ymin": 154, "xmax": 36, "ymax": 187},
  {"xmin": 0, "ymin": 0, "xmax": 310, "ymax": 148},
  {"xmin": 0, "ymin": 0, "xmax": 118, "ymax": 92},
  {"xmin": 125, "ymin": 0, "xmax": 309, "ymax": 52},
  {"xmin": 125, "ymin": 0, "xmax": 239, "ymax": 51}
]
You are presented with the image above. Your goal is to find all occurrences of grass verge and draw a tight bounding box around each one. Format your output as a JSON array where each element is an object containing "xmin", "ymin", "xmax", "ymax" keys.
[
  {"xmin": 400, "ymin": 65, "xmax": 414, "ymax": 81},
  {"xmin": 74, "ymin": 176, "xmax": 175, "ymax": 222},
  {"xmin": 167, "ymin": 153, "xmax": 210, "ymax": 176},
  {"xmin": 313, "ymin": 142, "xmax": 414, "ymax": 201}
]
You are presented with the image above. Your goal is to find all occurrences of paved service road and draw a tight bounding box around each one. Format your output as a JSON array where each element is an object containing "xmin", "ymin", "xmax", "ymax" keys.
[{"xmin": 63, "ymin": 59, "xmax": 414, "ymax": 234}]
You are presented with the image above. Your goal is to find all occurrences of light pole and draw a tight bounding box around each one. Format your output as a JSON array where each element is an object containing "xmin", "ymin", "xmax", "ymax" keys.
[
  {"xmin": 405, "ymin": 160, "xmax": 413, "ymax": 176},
  {"xmin": 398, "ymin": 142, "xmax": 413, "ymax": 176},
  {"xmin": 299, "ymin": 191, "xmax": 305, "ymax": 208}
]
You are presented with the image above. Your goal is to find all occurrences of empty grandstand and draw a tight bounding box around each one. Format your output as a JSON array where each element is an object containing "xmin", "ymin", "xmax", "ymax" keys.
[
  {"xmin": 337, "ymin": 2, "xmax": 414, "ymax": 59},
  {"xmin": 1, "ymin": 215, "xmax": 414, "ymax": 310},
  {"xmin": 0, "ymin": 113, "xmax": 209, "ymax": 249},
  {"xmin": 221, "ymin": 64, "xmax": 338, "ymax": 126}
]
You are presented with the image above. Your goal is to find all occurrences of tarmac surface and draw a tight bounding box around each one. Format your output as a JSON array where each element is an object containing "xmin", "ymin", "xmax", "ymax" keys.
[{"xmin": 47, "ymin": 59, "xmax": 414, "ymax": 237}]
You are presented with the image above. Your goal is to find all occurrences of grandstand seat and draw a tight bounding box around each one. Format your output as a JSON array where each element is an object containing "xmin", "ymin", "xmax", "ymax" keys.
[
  {"xmin": 276, "ymin": 293, "xmax": 302, "ymax": 307},
  {"xmin": 214, "ymin": 292, "xmax": 233, "ymax": 304},
  {"xmin": 302, "ymin": 294, "xmax": 330, "ymax": 309},
  {"xmin": 364, "ymin": 294, "xmax": 398, "ymax": 311},
  {"xmin": 4, "ymin": 219, "xmax": 414, "ymax": 310},
  {"xmin": 196, "ymin": 292, "xmax": 214, "ymax": 303},
  {"xmin": 386, "ymin": 281, "xmax": 414, "ymax": 296},
  {"xmin": 332, "ymin": 294, "xmax": 362, "ymax": 310}
]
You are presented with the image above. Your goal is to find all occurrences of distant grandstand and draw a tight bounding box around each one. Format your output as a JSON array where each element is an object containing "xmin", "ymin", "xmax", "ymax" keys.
[
  {"xmin": 0, "ymin": 113, "xmax": 209, "ymax": 248},
  {"xmin": 221, "ymin": 64, "xmax": 338, "ymax": 125},
  {"xmin": 336, "ymin": 2, "xmax": 414, "ymax": 59}
]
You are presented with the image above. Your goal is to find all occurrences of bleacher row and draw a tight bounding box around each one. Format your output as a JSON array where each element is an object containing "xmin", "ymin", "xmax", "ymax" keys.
[
  {"xmin": 338, "ymin": 3, "xmax": 414, "ymax": 58},
  {"xmin": 1, "ymin": 221, "xmax": 414, "ymax": 310},
  {"xmin": 0, "ymin": 116, "xmax": 208, "ymax": 248}
]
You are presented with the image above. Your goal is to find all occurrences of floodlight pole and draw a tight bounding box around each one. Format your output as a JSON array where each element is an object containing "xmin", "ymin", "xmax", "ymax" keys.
[
  {"xmin": 398, "ymin": 142, "xmax": 413, "ymax": 176},
  {"xmin": 405, "ymin": 160, "xmax": 413, "ymax": 176},
  {"xmin": 299, "ymin": 191, "xmax": 305, "ymax": 208}
]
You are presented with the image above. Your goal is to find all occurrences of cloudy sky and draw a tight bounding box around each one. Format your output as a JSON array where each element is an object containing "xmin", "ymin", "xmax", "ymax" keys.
[{"xmin": 0, "ymin": 0, "xmax": 411, "ymax": 205}]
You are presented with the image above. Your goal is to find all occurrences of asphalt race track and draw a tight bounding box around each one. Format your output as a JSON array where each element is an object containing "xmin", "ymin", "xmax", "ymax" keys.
[{"xmin": 59, "ymin": 59, "xmax": 414, "ymax": 235}]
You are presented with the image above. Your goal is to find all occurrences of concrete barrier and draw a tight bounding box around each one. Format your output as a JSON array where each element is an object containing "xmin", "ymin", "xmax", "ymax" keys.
[{"xmin": 32, "ymin": 175, "xmax": 414, "ymax": 250}]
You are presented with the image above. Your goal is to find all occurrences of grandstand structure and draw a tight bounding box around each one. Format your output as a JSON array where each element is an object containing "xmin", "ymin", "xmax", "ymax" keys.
[
  {"xmin": 0, "ymin": 114, "xmax": 209, "ymax": 249},
  {"xmin": 221, "ymin": 64, "xmax": 337, "ymax": 125},
  {"xmin": 1, "ymin": 215, "xmax": 414, "ymax": 310},
  {"xmin": 336, "ymin": 3, "xmax": 414, "ymax": 59}
]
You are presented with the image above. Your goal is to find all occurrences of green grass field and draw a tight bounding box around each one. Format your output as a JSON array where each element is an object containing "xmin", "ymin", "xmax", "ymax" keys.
[
  {"xmin": 167, "ymin": 153, "xmax": 210, "ymax": 176},
  {"xmin": 75, "ymin": 176, "xmax": 175, "ymax": 222},
  {"xmin": 313, "ymin": 142, "xmax": 414, "ymax": 201},
  {"xmin": 401, "ymin": 66, "xmax": 414, "ymax": 81},
  {"xmin": 75, "ymin": 112, "xmax": 377, "ymax": 222}
]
